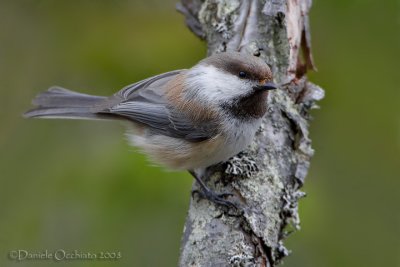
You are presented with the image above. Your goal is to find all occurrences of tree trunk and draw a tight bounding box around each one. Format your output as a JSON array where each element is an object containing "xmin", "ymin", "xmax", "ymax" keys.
[{"xmin": 177, "ymin": 0, "xmax": 324, "ymax": 266}]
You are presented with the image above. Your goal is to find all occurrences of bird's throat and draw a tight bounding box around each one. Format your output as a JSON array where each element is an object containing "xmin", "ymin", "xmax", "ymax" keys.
[{"xmin": 225, "ymin": 90, "xmax": 269, "ymax": 119}]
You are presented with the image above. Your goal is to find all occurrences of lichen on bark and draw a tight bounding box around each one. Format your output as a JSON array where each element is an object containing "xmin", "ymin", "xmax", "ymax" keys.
[{"xmin": 177, "ymin": 0, "xmax": 324, "ymax": 266}]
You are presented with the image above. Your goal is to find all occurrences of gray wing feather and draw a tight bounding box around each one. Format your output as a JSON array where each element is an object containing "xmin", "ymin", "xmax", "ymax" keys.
[
  {"xmin": 101, "ymin": 70, "xmax": 217, "ymax": 142},
  {"xmin": 116, "ymin": 70, "xmax": 182, "ymax": 100}
]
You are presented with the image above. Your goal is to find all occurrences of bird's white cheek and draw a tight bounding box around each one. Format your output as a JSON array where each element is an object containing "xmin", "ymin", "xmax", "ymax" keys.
[{"xmin": 186, "ymin": 65, "xmax": 248, "ymax": 104}]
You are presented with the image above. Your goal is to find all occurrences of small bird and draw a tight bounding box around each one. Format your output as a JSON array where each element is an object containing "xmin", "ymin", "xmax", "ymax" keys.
[{"xmin": 24, "ymin": 52, "xmax": 277, "ymax": 207}]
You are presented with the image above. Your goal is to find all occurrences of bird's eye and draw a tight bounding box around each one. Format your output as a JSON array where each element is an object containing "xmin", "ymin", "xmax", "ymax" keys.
[{"xmin": 238, "ymin": 71, "xmax": 247, "ymax": 78}]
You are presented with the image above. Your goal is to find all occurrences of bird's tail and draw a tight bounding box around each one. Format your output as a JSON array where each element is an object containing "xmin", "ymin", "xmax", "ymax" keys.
[{"xmin": 24, "ymin": 87, "xmax": 108, "ymax": 120}]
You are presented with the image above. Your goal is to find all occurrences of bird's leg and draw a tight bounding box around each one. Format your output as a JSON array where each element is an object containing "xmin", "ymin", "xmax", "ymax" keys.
[{"xmin": 189, "ymin": 170, "xmax": 237, "ymax": 209}]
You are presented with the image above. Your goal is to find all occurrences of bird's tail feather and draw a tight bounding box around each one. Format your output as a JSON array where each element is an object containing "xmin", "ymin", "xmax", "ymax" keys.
[{"xmin": 24, "ymin": 87, "xmax": 108, "ymax": 120}]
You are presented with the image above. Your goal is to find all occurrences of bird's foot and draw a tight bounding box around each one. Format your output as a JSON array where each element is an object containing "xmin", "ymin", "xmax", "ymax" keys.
[{"xmin": 192, "ymin": 188, "xmax": 237, "ymax": 209}]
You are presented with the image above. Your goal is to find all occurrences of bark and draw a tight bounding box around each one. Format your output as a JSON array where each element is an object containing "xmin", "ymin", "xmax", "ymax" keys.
[{"xmin": 177, "ymin": 0, "xmax": 324, "ymax": 266}]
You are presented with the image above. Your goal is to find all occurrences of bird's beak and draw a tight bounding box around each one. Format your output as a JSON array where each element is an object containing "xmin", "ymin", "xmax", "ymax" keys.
[{"xmin": 253, "ymin": 81, "xmax": 277, "ymax": 91}]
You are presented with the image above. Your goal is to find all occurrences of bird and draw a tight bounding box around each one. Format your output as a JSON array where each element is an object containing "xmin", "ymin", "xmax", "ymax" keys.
[{"xmin": 24, "ymin": 51, "xmax": 277, "ymax": 207}]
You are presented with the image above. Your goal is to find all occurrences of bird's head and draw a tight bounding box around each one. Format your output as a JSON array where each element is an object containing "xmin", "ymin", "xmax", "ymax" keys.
[{"xmin": 183, "ymin": 52, "xmax": 277, "ymax": 119}]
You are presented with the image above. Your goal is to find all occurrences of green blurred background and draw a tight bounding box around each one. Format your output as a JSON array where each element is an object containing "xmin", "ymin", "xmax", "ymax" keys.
[{"xmin": 0, "ymin": 0, "xmax": 398, "ymax": 266}]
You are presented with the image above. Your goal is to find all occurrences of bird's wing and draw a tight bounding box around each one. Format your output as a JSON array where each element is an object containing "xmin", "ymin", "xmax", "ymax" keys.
[{"xmin": 98, "ymin": 70, "xmax": 218, "ymax": 142}]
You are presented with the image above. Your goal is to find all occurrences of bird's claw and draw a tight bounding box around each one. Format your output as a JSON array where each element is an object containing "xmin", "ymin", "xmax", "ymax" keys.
[{"xmin": 192, "ymin": 189, "xmax": 237, "ymax": 209}]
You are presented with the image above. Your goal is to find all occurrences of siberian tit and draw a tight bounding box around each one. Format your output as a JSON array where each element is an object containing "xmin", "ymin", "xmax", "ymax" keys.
[{"xmin": 24, "ymin": 52, "xmax": 277, "ymax": 207}]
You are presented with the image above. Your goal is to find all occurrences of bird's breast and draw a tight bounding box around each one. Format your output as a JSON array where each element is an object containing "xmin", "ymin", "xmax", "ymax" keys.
[
  {"xmin": 221, "ymin": 117, "xmax": 262, "ymax": 158},
  {"xmin": 127, "ymin": 117, "xmax": 262, "ymax": 170}
]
